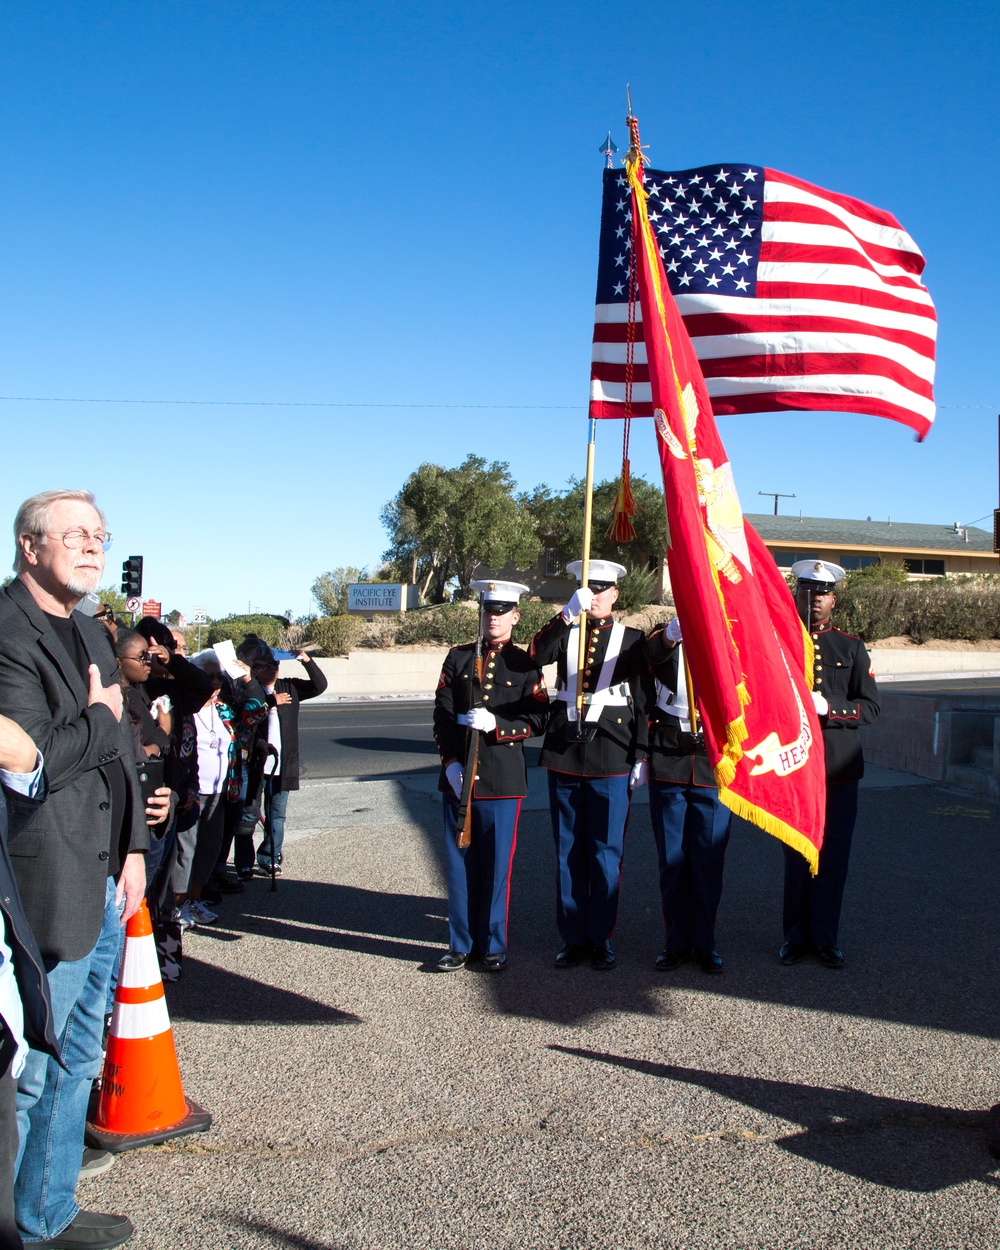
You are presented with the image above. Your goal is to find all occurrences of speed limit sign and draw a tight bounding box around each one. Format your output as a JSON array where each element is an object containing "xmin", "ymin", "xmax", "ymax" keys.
[{"xmin": 125, "ymin": 597, "xmax": 141, "ymax": 613}]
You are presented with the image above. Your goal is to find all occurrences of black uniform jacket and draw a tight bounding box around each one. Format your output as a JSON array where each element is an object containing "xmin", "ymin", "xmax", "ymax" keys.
[
  {"xmin": 529, "ymin": 613, "xmax": 651, "ymax": 778},
  {"xmin": 811, "ymin": 622, "xmax": 880, "ymax": 784},
  {"xmin": 434, "ymin": 640, "xmax": 548, "ymax": 800},
  {"xmin": 644, "ymin": 628, "xmax": 715, "ymax": 787}
]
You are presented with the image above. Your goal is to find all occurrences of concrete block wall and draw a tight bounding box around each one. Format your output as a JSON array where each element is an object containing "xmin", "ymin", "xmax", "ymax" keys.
[{"xmin": 860, "ymin": 692, "xmax": 947, "ymax": 780}]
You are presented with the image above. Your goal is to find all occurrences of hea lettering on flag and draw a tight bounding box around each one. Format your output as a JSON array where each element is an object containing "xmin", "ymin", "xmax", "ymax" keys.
[
  {"xmin": 621, "ymin": 118, "xmax": 827, "ymax": 870},
  {"xmin": 591, "ymin": 164, "xmax": 936, "ymax": 439}
]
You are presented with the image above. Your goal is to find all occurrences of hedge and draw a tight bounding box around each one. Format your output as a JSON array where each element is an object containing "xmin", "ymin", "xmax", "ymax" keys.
[{"xmin": 834, "ymin": 573, "xmax": 1000, "ymax": 642}]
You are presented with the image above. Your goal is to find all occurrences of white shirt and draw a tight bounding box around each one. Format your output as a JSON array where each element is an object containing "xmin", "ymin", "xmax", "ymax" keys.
[
  {"xmin": 263, "ymin": 685, "xmax": 282, "ymax": 777},
  {"xmin": 194, "ymin": 701, "xmax": 232, "ymax": 794},
  {"xmin": 0, "ymin": 752, "xmax": 45, "ymax": 1079}
]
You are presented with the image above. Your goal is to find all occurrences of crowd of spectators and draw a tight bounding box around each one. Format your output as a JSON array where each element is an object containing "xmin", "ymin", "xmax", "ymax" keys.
[{"xmin": 0, "ymin": 488, "xmax": 327, "ymax": 1249}]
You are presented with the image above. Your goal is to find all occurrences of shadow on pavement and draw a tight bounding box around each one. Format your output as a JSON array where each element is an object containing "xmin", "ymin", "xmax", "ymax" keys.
[
  {"xmin": 224, "ymin": 1217, "xmax": 346, "ymax": 1249},
  {"xmin": 336, "ymin": 736, "xmax": 439, "ymax": 756},
  {"xmin": 167, "ymin": 957, "xmax": 362, "ymax": 1027},
  {"xmin": 227, "ymin": 776, "xmax": 1000, "ymax": 1037},
  {"xmin": 550, "ymin": 1046, "xmax": 1000, "ymax": 1193}
]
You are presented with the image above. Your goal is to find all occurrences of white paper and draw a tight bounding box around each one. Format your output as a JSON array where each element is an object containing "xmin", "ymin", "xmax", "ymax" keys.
[{"xmin": 212, "ymin": 639, "xmax": 245, "ymax": 680}]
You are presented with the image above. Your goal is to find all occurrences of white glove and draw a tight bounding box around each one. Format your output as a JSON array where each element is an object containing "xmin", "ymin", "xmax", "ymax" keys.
[
  {"xmin": 811, "ymin": 692, "xmax": 829, "ymax": 716},
  {"xmin": 665, "ymin": 617, "xmax": 683, "ymax": 643},
  {"xmin": 466, "ymin": 707, "xmax": 497, "ymax": 734},
  {"xmin": 445, "ymin": 761, "xmax": 464, "ymax": 798},
  {"xmin": 629, "ymin": 760, "xmax": 649, "ymax": 791},
  {"xmin": 562, "ymin": 586, "xmax": 595, "ymax": 623}
]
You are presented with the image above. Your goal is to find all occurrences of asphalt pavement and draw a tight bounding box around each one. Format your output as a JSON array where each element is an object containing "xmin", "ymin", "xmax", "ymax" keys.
[{"xmin": 82, "ymin": 753, "xmax": 1000, "ymax": 1249}]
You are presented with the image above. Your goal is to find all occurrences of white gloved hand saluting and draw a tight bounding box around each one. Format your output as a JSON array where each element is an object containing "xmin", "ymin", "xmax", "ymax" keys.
[
  {"xmin": 665, "ymin": 617, "xmax": 683, "ymax": 643},
  {"xmin": 629, "ymin": 760, "xmax": 649, "ymax": 791},
  {"xmin": 562, "ymin": 586, "xmax": 595, "ymax": 623},
  {"xmin": 445, "ymin": 761, "xmax": 464, "ymax": 798},
  {"xmin": 811, "ymin": 692, "xmax": 829, "ymax": 717},
  {"xmin": 465, "ymin": 707, "xmax": 497, "ymax": 734}
]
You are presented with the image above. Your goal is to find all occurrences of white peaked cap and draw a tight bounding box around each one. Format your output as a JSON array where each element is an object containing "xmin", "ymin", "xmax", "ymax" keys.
[
  {"xmin": 566, "ymin": 559, "xmax": 627, "ymax": 584},
  {"xmin": 791, "ymin": 559, "xmax": 846, "ymax": 586},
  {"xmin": 470, "ymin": 580, "xmax": 530, "ymax": 602}
]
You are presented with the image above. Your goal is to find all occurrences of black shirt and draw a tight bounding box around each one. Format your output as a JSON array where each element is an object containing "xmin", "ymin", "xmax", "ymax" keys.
[{"xmin": 45, "ymin": 613, "xmax": 131, "ymax": 875}]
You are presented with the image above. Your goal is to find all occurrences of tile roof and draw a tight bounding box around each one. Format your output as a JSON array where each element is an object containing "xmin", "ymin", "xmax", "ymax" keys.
[{"xmin": 744, "ymin": 514, "xmax": 995, "ymax": 554}]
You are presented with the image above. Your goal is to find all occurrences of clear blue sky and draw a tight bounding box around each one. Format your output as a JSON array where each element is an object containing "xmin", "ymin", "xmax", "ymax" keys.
[{"xmin": 1, "ymin": 1, "xmax": 997, "ymax": 618}]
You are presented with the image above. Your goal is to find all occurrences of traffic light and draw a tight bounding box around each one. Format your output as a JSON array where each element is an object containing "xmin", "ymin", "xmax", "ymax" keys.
[{"xmin": 121, "ymin": 556, "xmax": 143, "ymax": 598}]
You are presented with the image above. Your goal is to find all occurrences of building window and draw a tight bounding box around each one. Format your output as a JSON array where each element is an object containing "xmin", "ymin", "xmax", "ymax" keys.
[
  {"xmin": 544, "ymin": 546, "xmax": 564, "ymax": 577},
  {"xmin": 904, "ymin": 558, "xmax": 945, "ymax": 576},
  {"xmin": 840, "ymin": 555, "xmax": 880, "ymax": 571},
  {"xmin": 772, "ymin": 550, "xmax": 824, "ymax": 568}
]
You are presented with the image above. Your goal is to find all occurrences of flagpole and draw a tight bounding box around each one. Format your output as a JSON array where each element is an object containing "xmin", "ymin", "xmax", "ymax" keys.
[{"xmin": 575, "ymin": 416, "xmax": 597, "ymax": 723}]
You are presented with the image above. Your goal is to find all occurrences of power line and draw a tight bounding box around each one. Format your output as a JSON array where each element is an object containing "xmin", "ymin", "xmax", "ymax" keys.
[
  {"xmin": 0, "ymin": 393, "xmax": 994, "ymax": 412},
  {"xmin": 0, "ymin": 394, "xmax": 584, "ymax": 411}
]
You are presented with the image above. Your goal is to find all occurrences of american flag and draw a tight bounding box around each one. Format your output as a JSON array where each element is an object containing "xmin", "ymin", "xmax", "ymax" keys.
[{"xmin": 590, "ymin": 164, "xmax": 937, "ymax": 439}]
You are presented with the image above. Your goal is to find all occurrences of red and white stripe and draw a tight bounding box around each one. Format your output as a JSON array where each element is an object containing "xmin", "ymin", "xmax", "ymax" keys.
[{"xmin": 590, "ymin": 167, "xmax": 937, "ymax": 439}]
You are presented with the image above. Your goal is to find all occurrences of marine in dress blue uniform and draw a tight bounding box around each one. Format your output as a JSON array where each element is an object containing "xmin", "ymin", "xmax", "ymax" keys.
[
  {"xmin": 781, "ymin": 560, "xmax": 880, "ymax": 969},
  {"xmin": 645, "ymin": 619, "xmax": 731, "ymax": 975},
  {"xmin": 529, "ymin": 560, "xmax": 652, "ymax": 971},
  {"xmin": 432, "ymin": 580, "xmax": 548, "ymax": 972}
]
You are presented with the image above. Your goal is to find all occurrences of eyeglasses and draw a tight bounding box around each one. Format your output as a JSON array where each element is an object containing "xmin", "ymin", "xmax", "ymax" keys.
[
  {"xmin": 94, "ymin": 610, "xmax": 115, "ymax": 622},
  {"xmin": 123, "ymin": 651, "xmax": 152, "ymax": 665},
  {"xmin": 40, "ymin": 530, "xmax": 113, "ymax": 552}
]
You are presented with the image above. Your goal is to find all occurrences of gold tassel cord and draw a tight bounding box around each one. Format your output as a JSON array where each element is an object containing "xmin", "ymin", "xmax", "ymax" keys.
[{"xmin": 606, "ymin": 457, "xmax": 638, "ymax": 542}]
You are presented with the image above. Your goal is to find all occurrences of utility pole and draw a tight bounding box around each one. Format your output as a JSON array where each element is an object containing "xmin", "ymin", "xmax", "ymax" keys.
[{"xmin": 758, "ymin": 491, "xmax": 796, "ymax": 516}]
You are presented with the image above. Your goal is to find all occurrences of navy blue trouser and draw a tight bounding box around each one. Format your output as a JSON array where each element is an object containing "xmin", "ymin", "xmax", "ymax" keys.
[
  {"xmin": 442, "ymin": 795, "xmax": 521, "ymax": 956},
  {"xmin": 782, "ymin": 780, "xmax": 859, "ymax": 947},
  {"xmin": 547, "ymin": 771, "xmax": 630, "ymax": 951},
  {"xmin": 649, "ymin": 780, "xmax": 731, "ymax": 954}
]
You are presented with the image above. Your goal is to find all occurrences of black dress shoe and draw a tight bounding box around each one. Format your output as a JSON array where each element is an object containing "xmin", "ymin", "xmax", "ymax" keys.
[
  {"xmin": 591, "ymin": 947, "xmax": 617, "ymax": 971},
  {"xmin": 987, "ymin": 1103, "xmax": 1000, "ymax": 1158},
  {"xmin": 694, "ymin": 949, "xmax": 723, "ymax": 974},
  {"xmin": 655, "ymin": 949, "xmax": 689, "ymax": 971},
  {"xmin": 31, "ymin": 1209, "xmax": 134, "ymax": 1248},
  {"xmin": 779, "ymin": 942, "xmax": 807, "ymax": 966},
  {"xmin": 814, "ymin": 944, "xmax": 845, "ymax": 969},
  {"xmin": 436, "ymin": 951, "xmax": 470, "ymax": 972},
  {"xmin": 482, "ymin": 953, "xmax": 507, "ymax": 972},
  {"xmin": 554, "ymin": 944, "xmax": 587, "ymax": 969}
]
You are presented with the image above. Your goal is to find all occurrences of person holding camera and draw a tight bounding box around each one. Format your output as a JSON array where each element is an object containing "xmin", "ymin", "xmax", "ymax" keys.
[{"xmin": 644, "ymin": 618, "xmax": 731, "ymax": 976}]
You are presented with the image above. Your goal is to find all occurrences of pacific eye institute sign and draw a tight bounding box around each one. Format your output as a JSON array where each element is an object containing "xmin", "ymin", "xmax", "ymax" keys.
[{"xmin": 347, "ymin": 584, "xmax": 418, "ymax": 613}]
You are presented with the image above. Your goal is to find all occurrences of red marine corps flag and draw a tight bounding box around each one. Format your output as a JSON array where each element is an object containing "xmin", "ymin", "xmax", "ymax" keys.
[{"xmin": 623, "ymin": 113, "xmax": 826, "ymax": 869}]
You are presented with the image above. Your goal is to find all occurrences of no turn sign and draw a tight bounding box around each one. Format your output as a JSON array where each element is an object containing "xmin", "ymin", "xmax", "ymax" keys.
[{"xmin": 125, "ymin": 597, "xmax": 141, "ymax": 613}]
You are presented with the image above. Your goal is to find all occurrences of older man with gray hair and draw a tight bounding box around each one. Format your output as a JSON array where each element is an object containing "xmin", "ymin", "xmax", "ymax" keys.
[{"xmin": 0, "ymin": 489, "xmax": 149, "ymax": 1249}]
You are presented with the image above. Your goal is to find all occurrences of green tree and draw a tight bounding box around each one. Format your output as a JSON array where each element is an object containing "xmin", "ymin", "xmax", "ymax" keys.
[
  {"xmin": 94, "ymin": 585, "xmax": 130, "ymax": 616},
  {"xmin": 311, "ymin": 567, "xmax": 369, "ymax": 616},
  {"xmin": 381, "ymin": 456, "xmax": 542, "ymax": 602},
  {"xmin": 524, "ymin": 474, "xmax": 667, "ymax": 576}
]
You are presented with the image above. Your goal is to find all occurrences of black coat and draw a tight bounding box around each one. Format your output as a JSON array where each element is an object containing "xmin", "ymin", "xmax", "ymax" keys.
[
  {"xmin": 810, "ymin": 622, "xmax": 880, "ymax": 784},
  {"xmin": 0, "ymin": 580, "xmax": 149, "ymax": 962},
  {"xmin": 530, "ymin": 613, "xmax": 651, "ymax": 777},
  {"xmin": 0, "ymin": 783, "xmax": 60, "ymax": 1068},
  {"xmin": 433, "ymin": 640, "xmax": 548, "ymax": 800},
  {"xmin": 247, "ymin": 658, "xmax": 328, "ymax": 799},
  {"xmin": 644, "ymin": 628, "xmax": 716, "ymax": 787}
]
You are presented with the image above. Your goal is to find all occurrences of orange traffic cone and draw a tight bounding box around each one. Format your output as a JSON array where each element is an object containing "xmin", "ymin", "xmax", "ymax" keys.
[{"xmin": 86, "ymin": 901, "xmax": 211, "ymax": 1152}]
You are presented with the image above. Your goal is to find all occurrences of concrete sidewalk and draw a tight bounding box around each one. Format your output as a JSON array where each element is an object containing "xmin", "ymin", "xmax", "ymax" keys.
[{"xmin": 86, "ymin": 772, "xmax": 1000, "ymax": 1249}]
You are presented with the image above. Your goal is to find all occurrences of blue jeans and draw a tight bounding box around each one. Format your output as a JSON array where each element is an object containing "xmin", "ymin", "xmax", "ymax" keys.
[
  {"xmin": 15, "ymin": 877, "xmax": 124, "ymax": 1242},
  {"xmin": 256, "ymin": 785, "xmax": 290, "ymax": 869}
]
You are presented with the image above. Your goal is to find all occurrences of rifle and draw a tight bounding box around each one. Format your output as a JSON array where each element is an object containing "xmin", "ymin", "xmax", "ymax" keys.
[{"xmin": 454, "ymin": 593, "xmax": 486, "ymax": 848}]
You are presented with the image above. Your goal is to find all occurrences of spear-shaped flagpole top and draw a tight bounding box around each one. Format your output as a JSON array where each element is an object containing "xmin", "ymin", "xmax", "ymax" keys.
[{"xmin": 599, "ymin": 131, "xmax": 618, "ymax": 169}]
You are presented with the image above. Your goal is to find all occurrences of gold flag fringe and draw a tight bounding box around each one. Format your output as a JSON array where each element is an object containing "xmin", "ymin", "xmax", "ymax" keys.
[
  {"xmin": 717, "ymin": 788, "xmax": 820, "ymax": 876},
  {"xmin": 802, "ymin": 624, "xmax": 814, "ymax": 689}
]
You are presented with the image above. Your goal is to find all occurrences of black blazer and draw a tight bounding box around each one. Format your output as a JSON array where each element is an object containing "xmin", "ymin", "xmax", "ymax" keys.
[
  {"xmin": 0, "ymin": 580, "xmax": 149, "ymax": 962},
  {"xmin": 0, "ymin": 783, "xmax": 59, "ymax": 1068}
]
